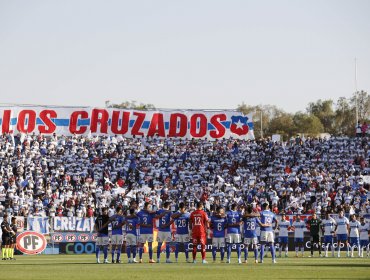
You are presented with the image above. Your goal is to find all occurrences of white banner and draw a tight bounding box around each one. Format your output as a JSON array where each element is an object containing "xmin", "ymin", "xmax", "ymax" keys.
[
  {"xmin": 27, "ymin": 217, "xmax": 50, "ymax": 234},
  {"xmin": 0, "ymin": 106, "xmax": 254, "ymax": 140},
  {"xmin": 53, "ymin": 217, "xmax": 95, "ymax": 232}
]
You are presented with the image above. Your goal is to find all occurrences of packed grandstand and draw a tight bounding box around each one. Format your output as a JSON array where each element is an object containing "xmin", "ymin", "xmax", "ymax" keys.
[{"xmin": 0, "ymin": 132, "xmax": 369, "ymax": 218}]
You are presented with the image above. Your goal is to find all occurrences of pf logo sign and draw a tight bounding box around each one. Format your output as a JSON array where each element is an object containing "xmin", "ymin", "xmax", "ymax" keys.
[
  {"xmin": 16, "ymin": 231, "xmax": 47, "ymax": 255},
  {"xmin": 78, "ymin": 233, "xmax": 89, "ymax": 242},
  {"xmin": 65, "ymin": 234, "xmax": 77, "ymax": 242}
]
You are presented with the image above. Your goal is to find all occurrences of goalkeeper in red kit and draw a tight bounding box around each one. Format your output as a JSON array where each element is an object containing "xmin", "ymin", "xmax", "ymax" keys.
[{"xmin": 189, "ymin": 202, "xmax": 209, "ymax": 264}]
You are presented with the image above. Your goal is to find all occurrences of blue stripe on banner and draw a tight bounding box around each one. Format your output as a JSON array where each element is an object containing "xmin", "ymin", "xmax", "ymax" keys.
[
  {"xmin": 54, "ymin": 119, "xmax": 70, "ymax": 126},
  {"xmin": 129, "ymin": 120, "xmax": 135, "ymax": 127},
  {"xmin": 0, "ymin": 119, "xmax": 2, "ymax": 126},
  {"xmin": 142, "ymin": 121, "xmax": 150, "ymax": 129},
  {"xmin": 165, "ymin": 122, "xmax": 169, "ymax": 130},
  {"xmin": 221, "ymin": 121, "xmax": 231, "ymax": 128},
  {"xmin": 77, "ymin": 119, "xmax": 90, "ymax": 126},
  {"xmin": 108, "ymin": 119, "xmax": 112, "ymax": 126},
  {"xmin": 248, "ymin": 122, "xmax": 254, "ymax": 129},
  {"xmin": 207, "ymin": 123, "xmax": 215, "ymax": 130},
  {"xmin": 36, "ymin": 118, "xmax": 44, "ymax": 125},
  {"xmin": 5, "ymin": 118, "xmax": 70, "ymax": 127}
]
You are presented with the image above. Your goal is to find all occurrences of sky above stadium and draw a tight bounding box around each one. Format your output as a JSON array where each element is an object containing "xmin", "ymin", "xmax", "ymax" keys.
[{"xmin": 0, "ymin": 0, "xmax": 369, "ymax": 113}]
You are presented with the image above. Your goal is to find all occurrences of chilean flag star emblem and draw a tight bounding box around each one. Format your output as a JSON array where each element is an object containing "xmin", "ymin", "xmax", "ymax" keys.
[{"xmin": 230, "ymin": 115, "xmax": 249, "ymax": 136}]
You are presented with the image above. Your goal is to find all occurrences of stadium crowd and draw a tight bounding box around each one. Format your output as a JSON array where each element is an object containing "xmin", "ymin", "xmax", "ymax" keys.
[{"xmin": 0, "ymin": 133, "xmax": 369, "ymax": 218}]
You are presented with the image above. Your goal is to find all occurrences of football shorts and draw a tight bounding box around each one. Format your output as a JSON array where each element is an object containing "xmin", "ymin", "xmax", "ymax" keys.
[
  {"xmin": 175, "ymin": 234, "xmax": 190, "ymax": 243},
  {"xmin": 294, "ymin": 237, "xmax": 304, "ymax": 243},
  {"xmin": 212, "ymin": 237, "xmax": 226, "ymax": 248},
  {"xmin": 278, "ymin": 236, "xmax": 288, "ymax": 244},
  {"xmin": 244, "ymin": 237, "xmax": 258, "ymax": 246},
  {"xmin": 111, "ymin": 234, "xmax": 123, "ymax": 245},
  {"xmin": 96, "ymin": 236, "xmax": 109, "ymax": 246},
  {"xmin": 226, "ymin": 233, "xmax": 241, "ymax": 244},
  {"xmin": 10, "ymin": 236, "xmax": 16, "ymax": 244},
  {"xmin": 138, "ymin": 234, "xmax": 154, "ymax": 243},
  {"xmin": 260, "ymin": 231, "xmax": 275, "ymax": 243},
  {"xmin": 323, "ymin": 235, "xmax": 333, "ymax": 244},
  {"xmin": 360, "ymin": 240, "xmax": 369, "ymax": 247},
  {"xmin": 337, "ymin": 234, "xmax": 348, "ymax": 242},
  {"xmin": 349, "ymin": 237, "xmax": 359, "ymax": 246},
  {"xmin": 310, "ymin": 235, "xmax": 320, "ymax": 243},
  {"xmin": 157, "ymin": 232, "xmax": 172, "ymax": 243},
  {"xmin": 192, "ymin": 236, "xmax": 206, "ymax": 245},
  {"xmin": 2, "ymin": 235, "xmax": 11, "ymax": 246},
  {"xmin": 126, "ymin": 234, "xmax": 137, "ymax": 246}
]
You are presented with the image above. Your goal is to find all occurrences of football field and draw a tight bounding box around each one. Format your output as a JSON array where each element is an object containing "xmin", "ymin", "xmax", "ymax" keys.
[{"xmin": 0, "ymin": 253, "xmax": 369, "ymax": 280}]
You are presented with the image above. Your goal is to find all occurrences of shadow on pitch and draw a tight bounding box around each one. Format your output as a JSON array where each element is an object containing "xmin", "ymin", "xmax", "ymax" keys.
[
  {"xmin": 0, "ymin": 263, "xmax": 104, "ymax": 266},
  {"xmin": 283, "ymin": 263, "xmax": 370, "ymax": 268}
]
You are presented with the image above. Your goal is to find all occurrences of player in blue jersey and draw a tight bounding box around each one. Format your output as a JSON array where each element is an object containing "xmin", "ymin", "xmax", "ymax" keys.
[
  {"xmin": 94, "ymin": 207, "xmax": 110, "ymax": 263},
  {"xmin": 171, "ymin": 202, "xmax": 191, "ymax": 262},
  {"xmin": 137, "ymin": 202, "xmax": 156, "ymax": 263},
  {"xmin": 259, "ymin": 202, "xmax": 278, "ymax": 263},
  {"xmin": 125, "ymin": 208, "xmax": 139, "ymax": 263},
  {"xmin": 242, "ymin": 205, "xmax": 261, "ymax": 264},
  {"xmin": 226, "ymin": 203, "xmax": 242, "ymax": 264},
  {"xmin": 156, "ymin": 202, "xmax": 173, "ymax": 263},
  {"xmin": 210, "ymin": 206, "xmax": 227, "ymax": 263},
  {"xmin": 105, "ymin": 206, "xmax": 125, "ymax": 263}
]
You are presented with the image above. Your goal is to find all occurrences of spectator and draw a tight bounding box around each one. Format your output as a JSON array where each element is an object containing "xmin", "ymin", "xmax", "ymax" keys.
[
  {"xmin": 361, "ymin": 122, "xmax": 368, "ymax": 137},
  {"xmin": 0, "ymin": 133, "xmax": 368, "ymax": 219}
]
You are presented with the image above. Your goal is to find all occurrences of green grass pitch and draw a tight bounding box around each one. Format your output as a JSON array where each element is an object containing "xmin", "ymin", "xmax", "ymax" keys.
[{"xmin": 1, "ymin": 253, "xmax": 369, "ymax": 280}]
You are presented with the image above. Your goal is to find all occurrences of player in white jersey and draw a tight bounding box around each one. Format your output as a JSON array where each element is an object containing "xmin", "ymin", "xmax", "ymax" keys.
[
  {"xmin": 359, "ymin": 217, "xmax": 369, "ymax": 257},
  {"xmin": 277, "ymin": 213, "xmax": 290, "ymax": 257},
  {"xmin": 349, "ymin": 215, "xmax": 361, "ymax": 257},
  {"xmin": 321, "ymin": 212, "xmax": 336, "ymax": 257},
  {"xmin": 292, "ymin": 216, "xmax": 306, "ymax": 257},
  {"xmin": 334, "ymin": 210, "xmax": 350, "ymax": 258}
]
